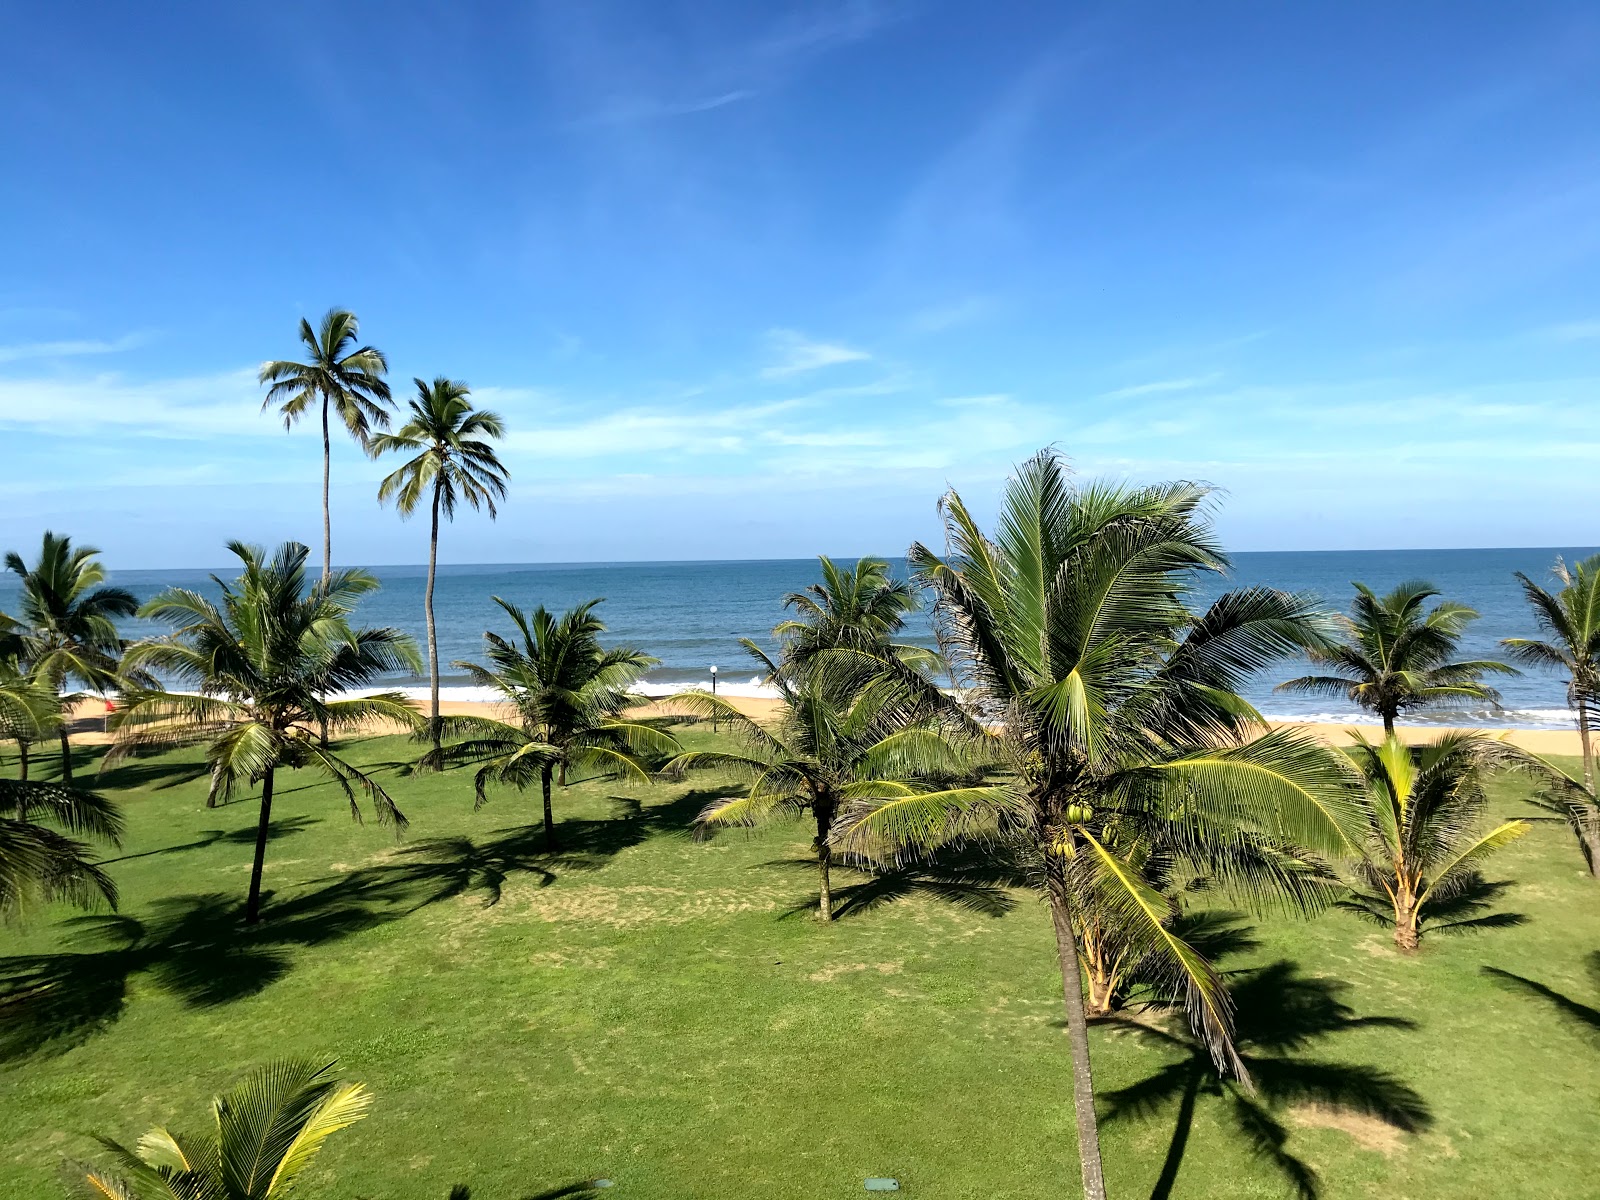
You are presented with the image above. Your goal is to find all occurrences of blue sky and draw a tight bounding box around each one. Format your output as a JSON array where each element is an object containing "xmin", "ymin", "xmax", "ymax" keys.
[{"xmin": 2, "ymin": 1, "xmax": 1598, "ymax": 568}]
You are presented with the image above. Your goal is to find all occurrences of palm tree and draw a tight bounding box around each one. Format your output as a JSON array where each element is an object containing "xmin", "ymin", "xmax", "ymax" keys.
[
  {"xmin": 664, "ymin": 657, "xmax": 981, "ymax": 921},
  {"xmin": 1101, "ymin": 961, "xmax": 1429, "ymax": 1200},
  {"xmin": 4, "ymin": 532, "xmax": 139, "ymax": 783},
  {"xmin": 373, "ymin": 377, "xmax": 509, "ymax": 751},
  {"xmin": 830, "ymin": 451, "xmax": 1360, "ymax": 1200},
  {"xmin": 259, "ymin": 308, "xmax": 393, "ymax": 581},
  {"xmin": 109, "ymin": 542, "xmax": 421, "ymax": 924},
  {"xmin": 1277, "ymin": 580, "xmax": 1515, "ymax": 734},
  {"xmin": 422, "ymin": 599, "xmax": 677, "ymax": 849},
  {"xmin": 772, "ymin": 555, "xmax": 941, "ymax": 673},
  {"xmin": 0, "ymin": 776, "xmax": 122, "ymax": 920},
  {"xmin": 83, "ymin": 1059, "xmax": 371, "ymax": 1199},
  {"xmin": 1504, "ymin": 554, "xmax": 1600, "ymax": 787},
  {"xmin": 0, "ymin": 629, "xmax": 60, "ymax": 780},
  {"xmin": 1341, "ymin": 731, "xmax": 1556, "ymax": 951}
]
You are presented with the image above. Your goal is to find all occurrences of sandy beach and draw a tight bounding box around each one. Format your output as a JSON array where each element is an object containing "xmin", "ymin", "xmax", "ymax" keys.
[{"xmin": 56, "ymin": 695, "xmax": 1588, "ymax": 758}]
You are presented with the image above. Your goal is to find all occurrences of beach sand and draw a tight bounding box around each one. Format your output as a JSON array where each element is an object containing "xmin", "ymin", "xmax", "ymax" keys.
[{"xmin": 57, "ymin": 697, "xmax": 1585, "ymax": 758}]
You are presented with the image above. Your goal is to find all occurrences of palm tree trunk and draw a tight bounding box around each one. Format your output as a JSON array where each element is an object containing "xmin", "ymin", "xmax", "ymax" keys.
[
  {"xmin": 1393, "ymin": 889, "xmax": 1420, "ymax": 952},
  {"xmin": 1149, "ymin": 1071, "xmax": 1202, "ymax": 1200},
  {"xmin": 1047, "ymin": 873, "xmax": 1109, "ymax": 1200},
  {"xmin": 320, "ymin": 393, "xmax": 333, "ymax": 583},
  {"xmin": 1382, "ymin": 707, "xmax": 1396, "ymax": 737},
  {"xmin": 542, "ymin": 764, "xmax": 557, "ymax": 850},
  {"xmin": 426, "ymin": 483, "xmax": 442, "ymax": 754},
  {"xmin": 17, "ymin": 738, "xmax": 28, "ymax": 781},
  {"xmin": 1577, "ymin": 695, "xmax": 1594, "ymax": 792},
  {"xmin": 58, "ymin": 726, "xmax": 72, "ymax": 784},
  {"xmin": 245, "ymin": 767, "xmax": 276, "ymax": 925}
]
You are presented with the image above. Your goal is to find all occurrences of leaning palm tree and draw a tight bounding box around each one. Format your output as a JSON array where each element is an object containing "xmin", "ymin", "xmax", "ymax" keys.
[
  {"xmin": 1341, "ymin": 731, "xmax": 1561, "ymax": 951},
  {"xmin": 664, "ymin": 656, "xmax": 982, "ymax": 921},
  {"xmin": 259, "ymin": 308, "xmax": 393, "ymax": 581},
  {"xmin": 83, "ymin": 1059, "xmax": 371, "ymax": 1200},
  {"xmin": 109, "ymin": 542, "xmax": 421, "ymax": 924},
  {"xmin": 4, "ymin": 531, "xmax": 140, "ymax": 782},
  {"xmin": 421, "ymin": 599, "xmax": 677, "ymax": 850},
  {"xmin": 373, "ymin": 377, "xmax": 509, "ymax": 751},
  {"xmin": 1277, "ymin": 581, "xmax": 1515, "ymax": 733},
  {"xmin": 1503, "ymin": 554, "xmax": 1600, "ymax": 787},
  {"xmin": 830, "ymin": 451, "xmax": 1361, "ymax": 1200},
  {"xmin": 0, "ymin": 776, "xmax": 122, "ymax": 920}
]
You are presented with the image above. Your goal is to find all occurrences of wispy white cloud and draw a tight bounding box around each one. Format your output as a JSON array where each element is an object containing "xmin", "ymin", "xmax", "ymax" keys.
[
  {"xmin": 573, "ymin": 89, "xmax": 757, "ymax": 128},
  {"xmin": 905, "ymin": 295, "xmax": 997, "ymax": 335},
  {"xmin": 1098, "ymin": 374, "xmax": 1221, "ymax": 400},
  {"xmin": 1538, "ymin": 319, "xmax": 1600, "ymax": 342},
  {"xmin": 0, "ymin": 368, "xmax": 272, "ymax": 437},
  {"xmin": 760, "ymin": 329, "xmax": 871, "ymax": 378},
  {"xmin": 0, "ymin": 333, "xmax": 146, "ymax": 364}
]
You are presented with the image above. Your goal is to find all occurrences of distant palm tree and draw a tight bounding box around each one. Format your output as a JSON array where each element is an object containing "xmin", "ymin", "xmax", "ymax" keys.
[
  {"xmin": 665, "ymin": 656, "xmax": 982, "ymax": 921},
  {"xmin": 1504, "ymin": 555, "xmax": 1600, "ymax": 787},
  {"xmin": 373, "ymin": 377, "xmax": 509, "ymax": 751},
  {"xmin": 0, "ymin": 776, "xmax": 121, "ymax": 920},
  {"xmin": 1341, "ymin": 731, "xmax": 1557, "ymax": 951},
  {"xmin": 771, "ymin": 555, "xmax": 941, "ymax": 674},
  {"xmin": 0, "ymin": 627, "xmax": 60, "ymax": 780},
  {"xmin": 84, "ymin": 1059, "xmax": 371, "ymax": 1199},
  {"xmin": 259, "ymin": 308, "xmax": 393, "ymax": 581},
  {"xmin": 110, "ymin": 542, "xmax": 421, "ymax": 924},
  {"xmin": 422, "ymin": 599, "xmax": 677, "ymax": 850},
  {"xmin": 830, "ymin": 451, "xmax": 1359, "ymax": 1200},
  {"xmin": 1102, "ymin": 961, "xmax": 1430, "ymax": 1200},
  {"xmin": 1277, "ymin": 581, "xmax": 1515, "ymax": 734},
  {"xmin": 4, "ymin": 532, "xmax": 139, "ymax": 783}
]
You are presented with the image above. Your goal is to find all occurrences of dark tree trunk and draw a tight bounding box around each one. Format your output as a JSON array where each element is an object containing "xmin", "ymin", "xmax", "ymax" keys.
[
  {"xmin": 815, "ymin": 804, "xmax": 834, "ymax": 922},
  {"xmin": 1048, "ymin": 873, "xmax": 1109, "ymax": 1200},
  {"xmin": 1149, "ymin": 1071, "xmax": 1202, "ymax": 1200},
  {"xmin": 17, "ymin": 738, "xmax": 28, "ymax": 781},
  {"xmin": 1382, "ymin": 707, "xmax": 1396, "ymax": 737},
  {"xmin": 1577, "ymin": 696, "xmax": 1594, "ymax": 793},
  {"xmin": 244, "ymin": 767, "xmax": 276, "ymax": 925},
  {"xmin": 426, "ymin": 482, "xmax": 442, "ymax": 753},
  {"xmin": 542, "ymin": 764, "xmax": 557, "ymax": 850},
  {"xmin": 58, "ymin": 727, "xmax": 72, "ymax": 784},
  {"xmin": 320, "ymin": 393, "xmax": 332, "ymax": 583}
]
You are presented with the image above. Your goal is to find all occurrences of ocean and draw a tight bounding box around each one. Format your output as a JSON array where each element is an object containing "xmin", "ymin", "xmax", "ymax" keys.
[{"xmin": 2, "ymin": 548, "xmax": 1593, "ymax": 730}]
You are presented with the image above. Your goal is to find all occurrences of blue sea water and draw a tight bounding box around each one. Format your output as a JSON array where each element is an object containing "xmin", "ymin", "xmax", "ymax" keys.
[{"xmin": 2, "ymin": 548, "xmax": 1593, "ymax": 730}]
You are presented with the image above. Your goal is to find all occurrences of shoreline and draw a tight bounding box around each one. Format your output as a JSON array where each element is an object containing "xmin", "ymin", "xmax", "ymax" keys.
[{"xmin": 57, "ymin": 693, "xmax": 1589, "ymax": 757}]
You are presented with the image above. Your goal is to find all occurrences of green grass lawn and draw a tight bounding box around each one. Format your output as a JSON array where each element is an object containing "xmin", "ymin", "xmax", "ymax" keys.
[{"xmin": 3, "ymin": 729, "xmax": 1598, "ymax": 1199}]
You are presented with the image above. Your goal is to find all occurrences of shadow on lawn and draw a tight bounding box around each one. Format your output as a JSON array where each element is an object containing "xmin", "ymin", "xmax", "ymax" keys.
[
  {"xmin": 0, "ymin": 789, "xmax": 712, "ymax": 1061},
  {"xmin": 774, "ymin": 846, "xmax": 1030, "ymax": 921},
  {"xmin": 101, "ymin": 816, "xmax": 320, "ymax": 865},
  {"xmin": 1483, "ymin": 951, "xmax": 1600, "ymax": 1047},
  {"xmin": 1099, "ymin": 960, "xmax": 1431, "ymax": 1200},
  {"xmin": 443, "ymin": 1184, "xmax": 606, "ymax": 1199}
]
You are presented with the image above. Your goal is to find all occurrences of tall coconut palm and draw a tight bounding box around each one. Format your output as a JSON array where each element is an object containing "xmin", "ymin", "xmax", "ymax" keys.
[
  {"xmin": 0, "ymin": 776, "xmax": 122, "ymax": 921},
  {"xmin": 259, "ymin": 308, "xmax": 393, "ymax": 581},
  {"xmin": 1277, "ymin": 581, "xmax": 1515, "ymax": 733},
  {"xmin": 83, "ymin": 1059, "xmax": 371, "ymax": 1200},
  {"xmin": 109, "ymin": 542, "xmax": 421, "ymax": 924},
  {"xmin": 4, "ymin": 532, "xmax": 139, "ymax": 783},
  {"xmin": 373, "ymin": 377, "xmax": 509, "ymax": 751},
  {"xmin": 421, "ymin": 599, "xmax": 677, "ymax": 850},
  {"xmin": 1504, "ymin": 555, "xmax": 1600, "ymax": 787},
  {"xmin": 1340, "ymin": 731, "xmax": 1558, "ymax": 951},
  {"xmin": 830, "ymin": 451, "xmax": 1360, "ymax": 1200},
  {"xmin": 664, "ymin": 655, "xmax": 982, "ymax": 921}
]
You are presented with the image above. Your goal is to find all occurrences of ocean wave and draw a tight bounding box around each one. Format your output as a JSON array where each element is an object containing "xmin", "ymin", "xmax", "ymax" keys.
[{"xmin": 1255, "ymin": 707, "xmax": 1577, "ymax": 731}]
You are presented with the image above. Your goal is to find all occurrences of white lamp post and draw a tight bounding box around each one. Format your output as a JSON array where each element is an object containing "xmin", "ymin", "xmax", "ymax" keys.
[{"xmin": 710, "ymin": 664, "xmax": 718, "ymax": 733}]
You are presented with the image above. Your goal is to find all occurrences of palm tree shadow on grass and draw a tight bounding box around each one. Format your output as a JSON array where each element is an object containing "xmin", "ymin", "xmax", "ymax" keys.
[
  {"xmin": 1483, "ymin": 952, "xmax": 1600, "ymax": 1046},
  {"xmin": 0, "ymin": 787, "xmax": 718, "ymax": 1061},
  {"xmin": 773, "ymin": 845, "xmax": 1030, "ymax": 921},
  {"xmin": 100, "ymin": 815, "xmax": 320, "ymax": 865},
  {"xmin": 444, "ymin": 1183, "xmax": 606, "ymax": 1200},
  {"xmin": 1099, "ymin": 960, "xmax": 1431, "ymax": 1200}
]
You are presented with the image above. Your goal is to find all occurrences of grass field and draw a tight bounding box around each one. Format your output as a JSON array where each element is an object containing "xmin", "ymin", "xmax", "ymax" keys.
[{"xmin": 3, "ymin": 727, "xmax": 1598, "ymax": 1199}]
